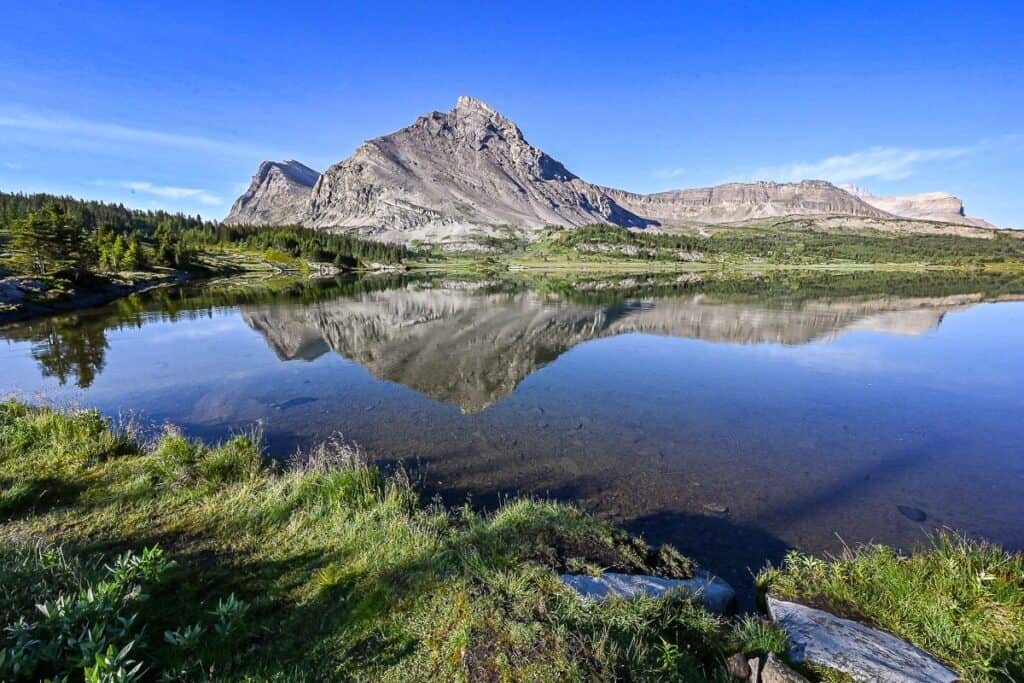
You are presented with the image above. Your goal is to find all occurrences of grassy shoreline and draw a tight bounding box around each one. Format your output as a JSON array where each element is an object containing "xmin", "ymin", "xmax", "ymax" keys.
[{"xmin": 1, "ymin": 400, "xmax": 1021, "ymax": 681}]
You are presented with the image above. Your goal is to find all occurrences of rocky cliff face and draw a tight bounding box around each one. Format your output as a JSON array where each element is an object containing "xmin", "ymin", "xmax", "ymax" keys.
[
  {"xmin": 838, "ymin": 184, "xmax": 995, "ymax": 229},
  {"xmin": 225, "ymin": 160, "xmax": 320, "ymax": 225},
  {"xmin": 225, "ymin": 98, "xmax": 998, "ymax": 240},
  {"xmin": 602, "ymin": 180, "xmax": 889, "ymax": 224}
]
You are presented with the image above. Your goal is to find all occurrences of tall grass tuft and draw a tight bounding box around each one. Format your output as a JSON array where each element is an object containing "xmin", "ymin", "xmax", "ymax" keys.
[{"xmin": 729, "ymin": 615, "xmax": 788, "ymax": 657}]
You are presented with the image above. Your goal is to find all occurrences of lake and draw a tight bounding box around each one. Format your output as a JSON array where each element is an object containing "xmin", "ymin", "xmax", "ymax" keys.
[{"xmin": 3, "ymin": 273, "xmax": 1024, "ymax": 603}]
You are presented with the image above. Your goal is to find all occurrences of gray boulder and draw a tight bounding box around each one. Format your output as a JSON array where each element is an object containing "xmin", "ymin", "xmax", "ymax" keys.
[
  {"xmin": 561, "ymin": 570, "xmax": 736, "ymax": 614},
  {"xmin": 767, "ymin": 596, "xmax": 960, "ymax": 682},
  {"xmin": 757, "ymin": 652, "xmax": 809, "ymax": 682}
]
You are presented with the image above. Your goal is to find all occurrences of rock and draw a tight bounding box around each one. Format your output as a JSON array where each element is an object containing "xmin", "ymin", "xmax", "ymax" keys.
[
  {"xmin": 767, "ymin": 596, "xmax": 960, "ymax": 682},
  {"xmin": 726, "ymin": 652, "xmax": 751, "ymax": 678},
  {"xmin": 703, "ymin": 502, "xmax": 729, "ymax": 514},
  {"xmin": 746, "ymin": 657, "xmax": 760, "ymax": 682},
  {"xmin": 897, "ymin": 505, "xmax": 928, "ymax": 522},
  {"xmin": 759, "ymin": 653, "xmax": 809, "ymax": 682},
  {"xmin": 299, "ymin": 96, "xmax": 653, "ymax": 242},
  {"xmin": 561, "ymin": 570, "xmax": 736, "ymax": 614}
]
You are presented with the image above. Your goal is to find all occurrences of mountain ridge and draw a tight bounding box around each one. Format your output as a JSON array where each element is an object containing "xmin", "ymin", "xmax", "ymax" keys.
[
  {"xmin": 225, "ymin": 97, "xmax": 998, "ymax": 240},
  {"xmin": 838, "ymin": 183, "xmax": 994, "ymax": 229}
]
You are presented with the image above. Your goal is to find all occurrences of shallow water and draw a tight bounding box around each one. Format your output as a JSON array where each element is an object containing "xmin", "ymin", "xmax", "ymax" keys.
[{"xmin": 3, "ymin": 275, "xmax": 1024, "ymax": 602}]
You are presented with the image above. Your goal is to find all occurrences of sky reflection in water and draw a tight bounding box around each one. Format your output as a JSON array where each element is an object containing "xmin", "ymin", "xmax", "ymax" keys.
[{"xmin": 2, "ymin": 277, "xmax": 1023, "ymax": 600}]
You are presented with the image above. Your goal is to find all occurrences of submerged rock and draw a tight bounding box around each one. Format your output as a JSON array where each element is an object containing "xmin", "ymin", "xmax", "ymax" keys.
[
  {"xmin": 560, "ymin": 570, "xmax": 736, "ymax": 614},
  {"xmin": 767, "ymin": 596, "xmax": 960, "ymax": 682},
  {"xmin": 898, "ymin": 505, "xmax": 928, "ymax": 522},
  {"xmin": 0, "ymin": 278, "xmax": 26, "ymax": 304}
]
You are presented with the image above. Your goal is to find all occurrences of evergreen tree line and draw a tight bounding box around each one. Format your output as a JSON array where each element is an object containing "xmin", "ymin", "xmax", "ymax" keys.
[
  {"xmin": 215, "ymin": 224, "xmax": 408, "ymax": 267},
  {"xmin": 0, "ymin": 191, "xmax": 408, "ymax": 278}
]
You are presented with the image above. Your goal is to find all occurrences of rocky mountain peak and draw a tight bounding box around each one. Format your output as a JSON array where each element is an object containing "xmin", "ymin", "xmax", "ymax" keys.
[
  {"xmin": 266, "ymin": 160, "xmax": 320, "ymax": 187},
  {"xmin": 225, "ymin": 160, "xmax": 321, "ymax": 225},
  {"xmin": 226, "ymin": 99, "xmax": 1000, "ymax": 238},
  {"xmin": 455, "ymin": 94, "xmax": 496, "ymax": 113},
  {"xmin": 451, "ymin": 95, "xmax": 520, "ymax": 136}
]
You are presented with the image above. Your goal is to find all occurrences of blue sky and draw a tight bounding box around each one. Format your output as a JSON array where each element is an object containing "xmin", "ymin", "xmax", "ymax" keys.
[{"xmin": 1, "ymin": 1, "xmax": 1022, "ymax": 226}]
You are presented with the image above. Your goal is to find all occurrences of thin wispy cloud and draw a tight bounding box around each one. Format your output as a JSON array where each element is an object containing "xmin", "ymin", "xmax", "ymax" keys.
[
  {"xmin": 115, "ymin": 180, "xmax": 224, "ymax": 206},
  {"xmin": 738, "ymin": 135, "xmax": 1021, "ymax": 184},
  {"xmin": 652, "ymin": 167, "xmax": 686, "ymax": 180},
  {"xmin": 0, "ymin": 107, "xmax": 262, "ymax": 157},
  {"xmin": 749, "ymin": 145, "xmax": 970, "ymax": 183}
]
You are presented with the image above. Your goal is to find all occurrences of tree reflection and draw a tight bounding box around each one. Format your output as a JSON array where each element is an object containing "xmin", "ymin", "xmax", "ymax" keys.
[{"xmin": 27, "ymin": 320, "xmax": 109, "ymax": 389}]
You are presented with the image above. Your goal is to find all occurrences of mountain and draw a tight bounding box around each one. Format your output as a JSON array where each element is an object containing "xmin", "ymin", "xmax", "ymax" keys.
[
  {"xmin": 601, "ymin": 180, "xmax": 888, "ymax": 225},
  {"xmin": 838, "ymin": 184, "xmax": 995, "ymax": 229},
  {"xmin": 303, "ymin": 96, "xmax": 651, "ymax": 241},
  {"xmin": 225, "ymin": 97, "xmax": 998, "ymax": 240},
  {"xmin": 226, "ymin": 160, "xmax": 320, "ymax": 225}
]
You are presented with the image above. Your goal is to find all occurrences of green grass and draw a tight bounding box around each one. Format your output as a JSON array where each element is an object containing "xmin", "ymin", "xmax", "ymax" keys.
[
  {"xmin": 416, "ymin": 222, "xmax": 1024, "ymax": 273},
  {"xmin": 758, "ymin": 536, "xmax": 1024, "ymax": 682},
  {"xmin": 4, "ymin": 400, "xmax": 1022, "ymax": 681},
  {"xmin": 728, "ymin": 616, "xmax": 789, "ymax": 658},
  {"xmin": 0, "ymin": 400, "xmax": 737, "ymax": 681}
]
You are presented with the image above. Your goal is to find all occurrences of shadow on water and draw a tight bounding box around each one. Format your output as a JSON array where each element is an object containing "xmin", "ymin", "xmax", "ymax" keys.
[
  {"xmin": 410, "ymin": 470, "xmax": 788, "ymax": 611},
  {"xmin": 625, "ymin": 512, "xmax": 790, "ymax": 612},
  {"xmin": 393, "ymin": 435, "xmax": 969, "ymax": 610},
  {"xmin": 755, "ymin": 438, "xmax": 962, "ymax": 531}
]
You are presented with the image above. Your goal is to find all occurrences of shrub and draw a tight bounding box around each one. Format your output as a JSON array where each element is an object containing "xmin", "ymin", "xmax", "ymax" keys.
[{"xmin": 0, "ymin": 544, "xmax": 174, "ymax": 682}]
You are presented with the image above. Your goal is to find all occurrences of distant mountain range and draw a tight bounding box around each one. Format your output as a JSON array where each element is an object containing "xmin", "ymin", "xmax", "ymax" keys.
[{"xmin": 225, "ymin": 96, "xmax": 998, "ymax": 242}]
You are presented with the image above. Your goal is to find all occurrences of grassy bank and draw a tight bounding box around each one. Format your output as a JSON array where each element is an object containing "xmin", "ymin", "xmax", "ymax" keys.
[
  {"xmin": 759, "ymin": 540, "xmax": 1024, "ymax": 682},
  {"xmin": 1, "ymin": 401, "xmax": 1021, "ymax": 681},
  {"xmin": 0, "ymin": 400, "xmax": 742, "ymax": 681}
]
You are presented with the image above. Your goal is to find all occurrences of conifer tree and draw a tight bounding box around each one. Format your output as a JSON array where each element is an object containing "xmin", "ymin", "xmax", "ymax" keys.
[{"xmin": 9, "ymin": 202, "xmax": 93, "ymax": 278}]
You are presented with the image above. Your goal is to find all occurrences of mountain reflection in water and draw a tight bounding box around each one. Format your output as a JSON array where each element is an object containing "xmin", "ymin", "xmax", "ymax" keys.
[{"xmin": 240, "ymin": 285, "xmax": 981, "ymax": 412}]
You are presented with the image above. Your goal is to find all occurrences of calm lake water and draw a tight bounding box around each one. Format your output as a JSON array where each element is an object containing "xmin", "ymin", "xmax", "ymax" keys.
[{"xmin": 3, "ymin": 274, "xmax": 1024, "ymax": 602}]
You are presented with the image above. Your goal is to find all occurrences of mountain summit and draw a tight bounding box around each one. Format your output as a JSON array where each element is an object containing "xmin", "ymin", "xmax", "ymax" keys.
[
  {"xmin": 301, "ymin": 95, "xmax": 650, "ymax": 240},
  {"xmin": 227, "ymin": 160, "xmax": 320, "ymax": 226},
  {"xmin": 225, "ymin": 98, "xmax": 996, "ymax": 239}
]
